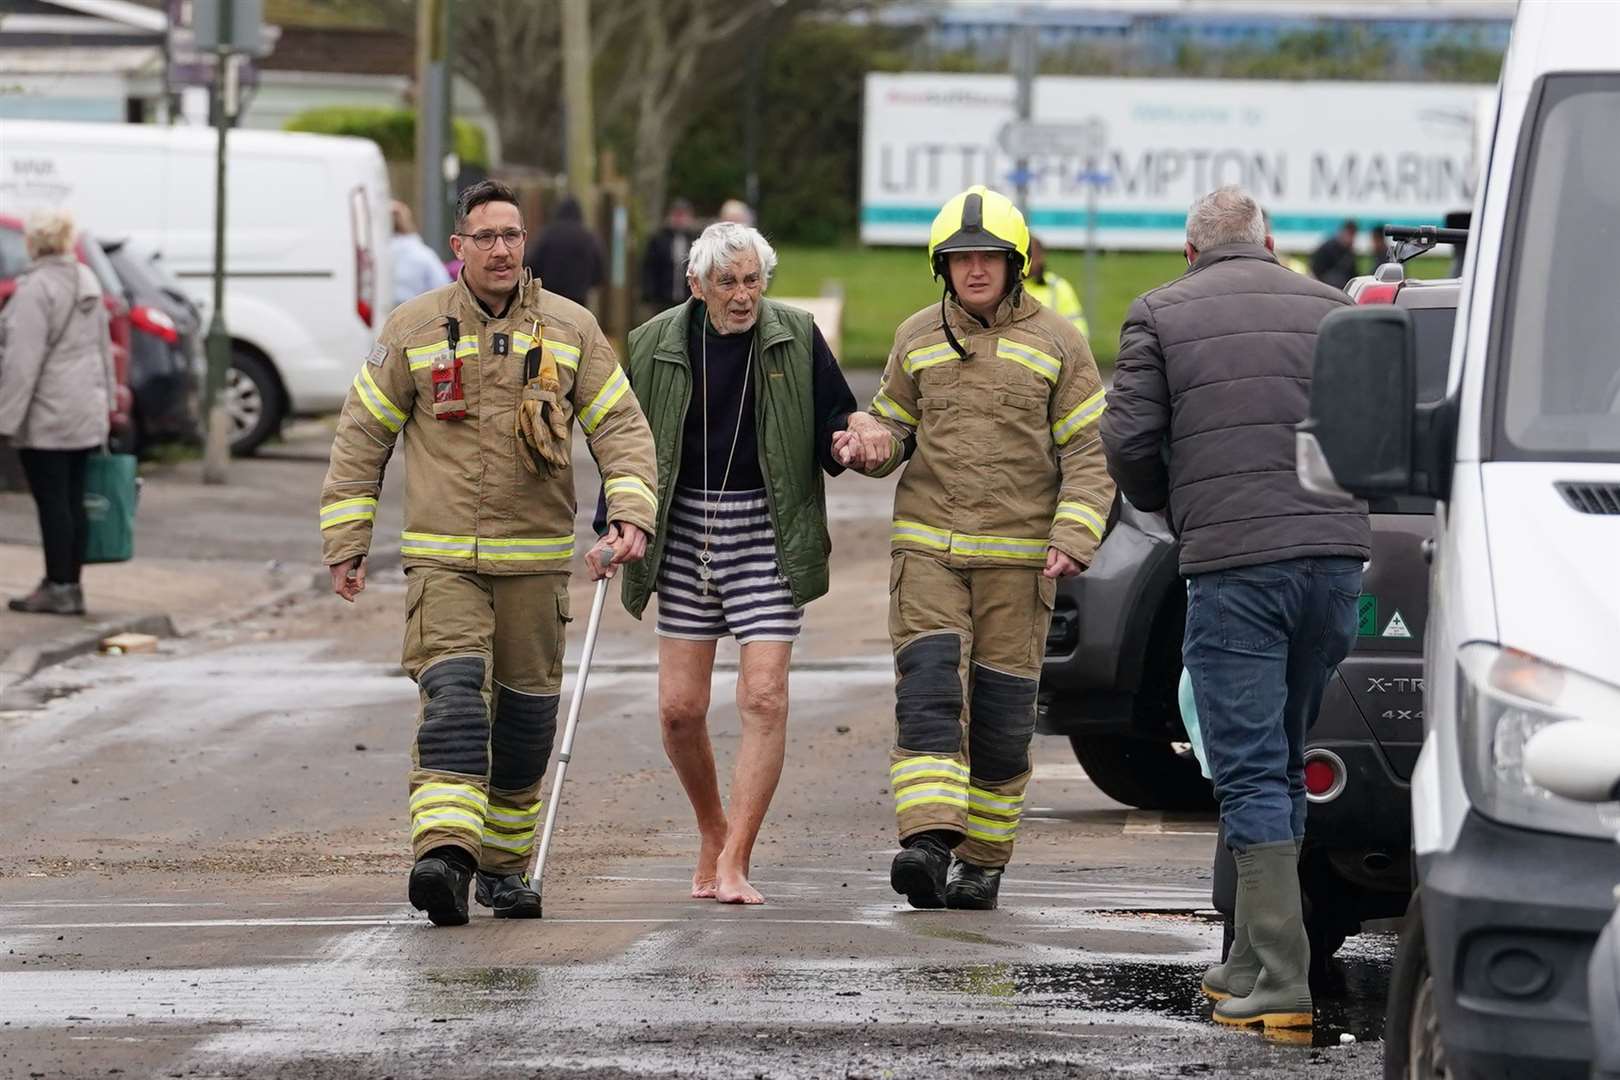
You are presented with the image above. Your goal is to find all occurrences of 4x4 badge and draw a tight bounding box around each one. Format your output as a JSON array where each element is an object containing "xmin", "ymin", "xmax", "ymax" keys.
[{"xmin": 1383, "ymin": 611, "xmax": 1413, "ymax": 638}]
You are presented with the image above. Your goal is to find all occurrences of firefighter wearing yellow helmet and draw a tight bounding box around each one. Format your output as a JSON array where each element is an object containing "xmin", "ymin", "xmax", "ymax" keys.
[{"xmin": 834, "ymin": 185, "xmax": 1115, "ymax": 910}]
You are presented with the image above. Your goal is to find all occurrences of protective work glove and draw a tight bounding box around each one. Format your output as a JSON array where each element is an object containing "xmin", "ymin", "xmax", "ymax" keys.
[{"xmin": 516, "ymin": 343, "xmax": 572, "ymax": 478}]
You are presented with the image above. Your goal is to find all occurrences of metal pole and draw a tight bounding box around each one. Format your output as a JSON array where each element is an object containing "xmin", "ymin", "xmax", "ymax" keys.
[
  {"xmin": 201, "ymin": 11, "xmax": 234, "ymax": 484},
  {"xmin": 561, "ymin": 0, "xmax": 597, "ymax": 227},
  {"xmin": 1012, "ymin": 18, "xmax": 1035, "ymax": 214},
  {"xmin": 529, "ymin": 549, "xmax": 615, "ymax": 895},
  {"xmin": 1084, "ymin": 176, "xmax": 1098, "ymax": 340},
  {"xmin": 416, "ymin": 0, "xmax": 450, "ymax": 257}
]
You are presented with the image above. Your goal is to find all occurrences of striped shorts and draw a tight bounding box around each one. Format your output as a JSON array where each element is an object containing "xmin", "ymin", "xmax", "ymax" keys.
[{"xmin": 655, "ymin": 487, "xmax": 803, "ymax": 644}]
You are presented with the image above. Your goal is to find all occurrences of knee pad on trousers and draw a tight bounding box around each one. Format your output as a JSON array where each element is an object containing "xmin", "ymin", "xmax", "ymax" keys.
[
  {"xmin": 968, "ymin": 663, "xmax": 1038, "ymax": 782},
  {"xmin": 895, "ymin": 632, "xmax": 964, "ymax": 754},
  {"xmin": 416, "ymin": 656, "xmax": 489, "ymax": 776},
  {"xmin": 490, "ymin": 684, "xmax": 559, "ymax": 791}
]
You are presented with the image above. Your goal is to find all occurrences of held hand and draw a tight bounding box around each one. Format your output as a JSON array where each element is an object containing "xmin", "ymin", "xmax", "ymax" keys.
[
  {"xmin": 1044, "ymin": 547, "xmax": 1084, "ymax": 580},
  {"xmin": 586, "ymin": 522, "xmax": 647, "ymax": 581},
  {"xmin": 329, "ymin": 555, "xmax": 367, "ymax": 602},
  {"xmin": 831, "ymin": 429, "xmax": 862, "ymax": 468},
  {"xmin": 611, "ymin": 522, "xmax": 648, "ymax": 565},
  {"xmin": 842, "ymin": 413, "xmax": 893, "ymax": 472}
]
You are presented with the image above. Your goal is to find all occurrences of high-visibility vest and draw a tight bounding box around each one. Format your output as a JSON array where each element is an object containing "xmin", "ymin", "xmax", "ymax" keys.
[{"xmin": 1024, "ymin": 271, "xmax": 1089, "ymax": 339}]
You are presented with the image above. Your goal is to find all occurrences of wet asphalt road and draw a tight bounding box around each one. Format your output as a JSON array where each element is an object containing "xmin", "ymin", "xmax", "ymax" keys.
[{"xmin": 0, "ymin": 439, "xmax": 1390, "ymax": 1079}]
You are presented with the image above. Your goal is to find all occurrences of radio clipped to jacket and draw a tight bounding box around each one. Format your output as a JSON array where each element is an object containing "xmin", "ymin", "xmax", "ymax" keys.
[{"xmin": 431, "ymin": 316, "xmax": 467, "ymax": 421}]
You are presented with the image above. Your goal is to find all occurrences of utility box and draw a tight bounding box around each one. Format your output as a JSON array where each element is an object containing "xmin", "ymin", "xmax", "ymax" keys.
[{"xmin": 191, "ymin": 0, "xmax": 266, "ymax": 54}]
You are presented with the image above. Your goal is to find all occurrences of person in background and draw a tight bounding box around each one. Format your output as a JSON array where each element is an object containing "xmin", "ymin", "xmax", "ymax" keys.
[
  {"xmin": 1023, "ymin": 236, "xmax": 1090, "ymax": 339},
  {"xmin": 523, "ymin": 196, "xmax": 604, "ymax": 308},
  {"xmin": 0, "ymin": 208, "xmax": 115, "ymax": 616},
  {"xmin": 718, "ymin": 199, "xmax": 755, "ymax": 226},
  {"xmin": 390, "ymin": 200, "xmax": 451, "ymax": 311},
  {"xmin": 1367, "ymin": 223, "xmax": 1394, "ymax": 268},
  {"xmin": 1103, "ymin": 186, "xmax": 1369, "ymax": 1034},
  {"xmin": 641, "ymin": 198, "xmax": 698, "ymax": 315},
  {"xmin": 1308, "ymin": 219, "xmax": 1359, "ymax": 290}
]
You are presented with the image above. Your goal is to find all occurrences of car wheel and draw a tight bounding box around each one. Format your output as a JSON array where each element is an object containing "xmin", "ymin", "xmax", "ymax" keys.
[
  {"xmin": 225, "ymin": 349, "xmax": 283, "ymax": 456},
  {"xmin": 1383, "ymin": 889, "xmax": 1452, "ymax": 1080},
  {"xmin": 1068, "ymin": 733, "xmax": 1216, "ymax": 811}
]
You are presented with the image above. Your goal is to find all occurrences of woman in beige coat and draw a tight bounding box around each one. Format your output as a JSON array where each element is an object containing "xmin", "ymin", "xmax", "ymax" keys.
[{"xmin": 0, "ymin": 208, "xmax": 115, "ymax": 615}]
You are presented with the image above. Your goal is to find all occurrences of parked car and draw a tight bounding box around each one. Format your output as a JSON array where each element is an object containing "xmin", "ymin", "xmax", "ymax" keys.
[
  {"xmin": 0, "ymin": 121, "xmax": 393, "ymax": 454},
  {"xmin": 1038, "ymin": 250, "xmax": 1459, "ymax": 965},
  {"xmin": 0, "ymin": 214, "xmax": 133, "ymax": 448},
  {"xmin": 101, "ymin": 237, "xmax": 202, "ymax": 453},
  {"xmin": 1299, "ymin": 2, "xmax": 1620, "ymax": 1074}
]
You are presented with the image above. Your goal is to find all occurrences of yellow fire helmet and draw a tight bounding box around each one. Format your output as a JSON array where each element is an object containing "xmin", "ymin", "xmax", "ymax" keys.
[{"xmin": 927, "ymin": 185, "xmax": 1030, "ymax": 281}]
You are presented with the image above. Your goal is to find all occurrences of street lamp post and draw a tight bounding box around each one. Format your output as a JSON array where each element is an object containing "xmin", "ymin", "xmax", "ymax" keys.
[{"xmin": 201, "ymin": 17, "xmax": 238, "ymax": 484}]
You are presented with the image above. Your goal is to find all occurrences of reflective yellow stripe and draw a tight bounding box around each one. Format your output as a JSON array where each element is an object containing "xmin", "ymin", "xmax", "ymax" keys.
[
  {"xmin": 1052, "ymin": 388, "xmax": 1107, "ymax": 446},
  {"xmin": 890, "ymin": 756, "xmax": 969, "ymax": 782},
  {"xmin": 967, "ymin": 787, "xmax": 1024, "ymax": 815},
  {"xmin": 455, "ymin": 334, "xmax": 480, "ymax": 358},
  {"xmin": 483, "ymin": 801, "xmax": 541, "ymax": 827},
  {"xmin": 995, "ymin": 338, "xmax": 1061, "ymax": 383},
  {"xmin": 891, "ymin": 519, "xmax": 951, "ymax": 551},
  {"xmin": 543, "ymin": 338, "xmax": 581, "ymax": 371},
  {"xmin": 904, "ymin": 341, "xmax": 958, "ymax": 374},
  {"xmin": 411, "ymin": 782, "xmax": 489, "ymax": 814},
  {"xmin": 320, "ymin": 497, "xmax": 377, "ymax": 530},
  {"xmin": 873, "ymin": 391, "xmax": 918, "ymax": 426},
  {"xmin": 579, "ymin": 365, "xmax": 629, "ymax": 433},
  {"xmin": 411, "ymin": 810, "xmax": 485, "ymax": 839},
  {"xmin": 895, "ymin": 787, "xmax": 970, "ymax": 813},
  {"xmin": 604, "ymin": 475, "xmax": 657, "ymax": 512},
  {"xmin": 479, "ymin": 535, "xmax": 575, "ymax": 562},
  {"xmin": 400, "ymin": 531, "xmax": 476, "ymax": 559},
  {"xmin": 405, "ymin": 342, "xmax": 450, "ymax": 372},
  {"xmin": 353, "ymin": 366, "xmax": 406, "ymax": 432},
  {"xmin": 965, "ymin": 815, "xmax": 1019, "ymax": 842},
  {"xmin": 1055, "ymin": 501, "xmax": 1105, "ymax": 540}
]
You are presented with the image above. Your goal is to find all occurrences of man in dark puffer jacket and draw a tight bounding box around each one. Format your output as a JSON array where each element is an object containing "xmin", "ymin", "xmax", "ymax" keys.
[{"xmin": 1102, "ymin": 186, "xmax": 1370, "ymax": 1034}]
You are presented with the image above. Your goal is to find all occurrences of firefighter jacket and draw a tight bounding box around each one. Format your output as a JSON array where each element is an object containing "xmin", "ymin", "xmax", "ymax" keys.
[
  {"xmin": 866, "ymin": 288, "xmax": 1113, "ymax": 569},
  {"xmin": 1024, "ymin": 270, "xmax": 1090, "ymax": 339},
  {"xmin": 319, "ymin": 273, "xmax": 658, "ymax": 574}
]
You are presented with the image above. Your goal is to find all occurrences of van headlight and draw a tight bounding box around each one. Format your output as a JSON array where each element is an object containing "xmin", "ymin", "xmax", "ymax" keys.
[{"xmin": 1457, "ymin": 643, "xmax": 1620, "ymax": 840}]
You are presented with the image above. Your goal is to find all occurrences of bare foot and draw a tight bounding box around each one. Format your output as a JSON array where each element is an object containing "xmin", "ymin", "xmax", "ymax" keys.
[
  {"xmin": 715, "ymin": 854, "xmax": 764, "ymax": 904},
  {"xmin": 691, "ymin": 832, "xmax": 724, "ymax": 898}
]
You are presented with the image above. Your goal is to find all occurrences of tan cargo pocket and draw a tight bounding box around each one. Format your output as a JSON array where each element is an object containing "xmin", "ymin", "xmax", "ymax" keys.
[
  {"xmin": 402, "ymin": 571, "xmax": 428, "ymax": 676},
  {"xmin": 551, "ymin": 588, "xmax": 572, "ymax": 682},
  {"xmin": 1032, "ymin": 572, "xmax": 1057, "ymax": 668},
  {"xmin": 886, "ymin": 553, "xmax": 906, "ymax": 645},
  {"xmin": 994, "ymin": 389, "xmax": 1042, "ymax": 412}
]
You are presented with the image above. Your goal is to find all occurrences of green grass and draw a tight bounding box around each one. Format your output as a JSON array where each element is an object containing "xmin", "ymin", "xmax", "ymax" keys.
[
  {"xmin": 771, "ymin": 246, "xmax": 1188, "ymax": 369},
  {"xmin": 769, "ymin": 245, "xmax": 1457, "ymax": 369}
]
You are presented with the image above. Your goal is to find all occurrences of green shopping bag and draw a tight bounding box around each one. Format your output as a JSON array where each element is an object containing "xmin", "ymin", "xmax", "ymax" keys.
[{"xmin": 83, "ymin": 451, "xmax": 138, "ymax": 564}]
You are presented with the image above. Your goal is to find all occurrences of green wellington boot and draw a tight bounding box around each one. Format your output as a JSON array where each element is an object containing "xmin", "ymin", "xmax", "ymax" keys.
[
  {"xmin": 1213, "ymin": 840, "xmax": 1313, "ymax": 1031},
  {"xmin": 1203, "ymin": 838, "xmax": 1300, "ymax": 1000}
]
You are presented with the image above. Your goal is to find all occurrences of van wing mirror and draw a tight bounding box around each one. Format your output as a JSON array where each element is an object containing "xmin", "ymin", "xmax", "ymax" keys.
[{"xmin": 1297, "ymin": 306, "xmax": 1417, "ymax": 499}]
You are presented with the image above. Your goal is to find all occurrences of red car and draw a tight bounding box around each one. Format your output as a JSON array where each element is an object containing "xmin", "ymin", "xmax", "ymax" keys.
[{"xmin": 0, "ymin": 213, "xmax": 134, "ymax": 441}]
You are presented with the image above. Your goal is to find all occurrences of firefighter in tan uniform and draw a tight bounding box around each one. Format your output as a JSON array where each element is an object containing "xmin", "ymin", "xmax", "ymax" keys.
[
  {"xmin": 835, "ymin": 186, "xmax": 1114, "ymax": 910},
  {"xmin": 320, "ymin": 181, "xmax": 657, "ymax": 927}
]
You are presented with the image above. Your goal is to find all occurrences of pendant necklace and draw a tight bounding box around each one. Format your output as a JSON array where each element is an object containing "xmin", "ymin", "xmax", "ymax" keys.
[{"xmin": 698, "ymin": 314, "xmax": 753, "ymax": 594}]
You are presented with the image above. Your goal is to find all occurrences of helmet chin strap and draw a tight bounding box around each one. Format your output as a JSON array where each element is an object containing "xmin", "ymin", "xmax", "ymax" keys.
[{"xmin": 937, "ymin": 254, "xmax": 1023, "ymax": 359}]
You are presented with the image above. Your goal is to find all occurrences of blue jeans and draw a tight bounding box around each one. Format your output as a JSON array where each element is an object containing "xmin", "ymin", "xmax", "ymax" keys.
[{"xmin": 1183, "ymin": 557, "xmax": 1362, "ymax": 853}]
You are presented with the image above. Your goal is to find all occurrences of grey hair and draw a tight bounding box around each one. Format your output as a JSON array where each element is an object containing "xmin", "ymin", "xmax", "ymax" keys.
[
  {"xmin": 1185, "ymin": 186, "xmax": 1266, "ymax": 251},
  {"xmin": 24, "ymin": 206, "xmax": 75, "ymax": 258},
  {"xmin": 687, "ymin": 222, "xmax": 777, "ymax": 286}
]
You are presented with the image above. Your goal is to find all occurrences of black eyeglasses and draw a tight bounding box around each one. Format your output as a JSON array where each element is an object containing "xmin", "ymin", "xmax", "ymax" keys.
[{"xmin": 457, "ymin": 228, "xmax": 526, "ymax": 251}]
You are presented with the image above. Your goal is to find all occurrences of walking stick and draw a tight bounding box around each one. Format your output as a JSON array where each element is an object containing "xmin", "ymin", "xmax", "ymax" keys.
[{"xmin": 529, "ymin": 545, "xmax": 613, "ymax": 904}]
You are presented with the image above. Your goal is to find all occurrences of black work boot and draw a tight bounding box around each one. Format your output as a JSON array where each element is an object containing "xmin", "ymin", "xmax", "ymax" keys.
[
  {"xmin": 945, "ymin": 858, "xmax": 1004, "ymax": 910},
  {"xmin": 408, "ymin": 846, "xmax": 474, "ymax": 927},
  {"xmin": 475, "ymin": 869, "xmax": 542, "ymax": 919},
  {"xmin": 8, "ymin": 581, "xmax": 84, "ymax": 615},
  {"xmin": 891, "ymin": 831, "xmax": 955, "ymax": 910}
]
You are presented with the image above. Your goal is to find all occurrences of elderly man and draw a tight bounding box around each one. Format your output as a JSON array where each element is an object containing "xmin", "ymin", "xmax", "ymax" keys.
[
  {"xmin": 1102, "ymin": 186, "xmax": 1369, "ymax": 1032},
  {"xmin": 617, "ymin": 222, "xmax": 876, "ymax": 905}
]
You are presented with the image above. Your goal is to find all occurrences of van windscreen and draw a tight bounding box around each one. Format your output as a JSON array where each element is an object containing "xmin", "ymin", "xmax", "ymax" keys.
[{"xmin": 1494, "ymin": 75, "xmax": 1620, "ymax": 462}]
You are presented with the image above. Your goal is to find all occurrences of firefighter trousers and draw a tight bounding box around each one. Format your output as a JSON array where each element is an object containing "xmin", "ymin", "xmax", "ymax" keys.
[
  {"xmin": 887, "ymin": 551, "xmax": 1055, "ymax": 869},
  {"xmin": 401, "ymin": 566, "xmax": 570, "ymax": 874}
]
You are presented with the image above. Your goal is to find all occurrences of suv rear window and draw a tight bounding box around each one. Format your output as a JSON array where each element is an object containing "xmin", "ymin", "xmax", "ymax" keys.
[
  {"xmin": 1410, "ymin": 306, "xmax": 1454, "ymax": 405},
  {"xmin": 1493, "ymin": 74, "xmax": 1620, "ymax": 462}
]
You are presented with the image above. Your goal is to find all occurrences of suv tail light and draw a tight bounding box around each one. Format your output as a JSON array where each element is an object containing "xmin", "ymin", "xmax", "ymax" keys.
[
  {"xmin": 350, "ymin": 186, "xmax": 375, "ymax": 328},
  {"xmin": 130, "ymin": 303, "xmax": 179, "ymax": 344},
  {"xmin": 1355, "ymin": 282, "xmax": 1400, "ymax": 305},
  {"xmin": 1304, "ymin": 749, "xmax": 1347, "ymax": 803}
]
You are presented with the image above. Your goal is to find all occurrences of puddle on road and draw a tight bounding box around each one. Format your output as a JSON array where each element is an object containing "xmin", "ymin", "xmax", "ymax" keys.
[{"xmin": 897, "ymin": 949, "xmax": 1390, "ymax": 1048}]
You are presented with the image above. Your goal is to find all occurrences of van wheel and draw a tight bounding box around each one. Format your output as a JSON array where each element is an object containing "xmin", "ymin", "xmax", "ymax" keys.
[
  {"xmin": 226, "ymin": 349, "xmax": 284, "ymax": 456},
  {"xmin": 1383, "ymin": 890, "xmax": 1451, "ymax": 1080},
  {"xmin": 1068, "ymin": 733, "xmax": 1216, "ymax": 811}
]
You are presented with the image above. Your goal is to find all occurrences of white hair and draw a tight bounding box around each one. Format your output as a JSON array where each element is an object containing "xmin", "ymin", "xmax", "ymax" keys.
[
  {"xmin": 1185, "ymin": 186, "xmax": 1267, "ymax": 251},
  {"xmin": 24, "ymin": 206, "xmax": 75, "ymax": 258},
  {"xmin": 687, "ymin": 222, "xmax": 777, "ymax": 286}
]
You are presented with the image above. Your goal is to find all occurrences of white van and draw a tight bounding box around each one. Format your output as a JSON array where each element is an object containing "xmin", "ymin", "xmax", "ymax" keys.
[
  {"xmin": 1298, "ymin": 1, "xmax": 1620, "ymax": 1075},
  {"xmin": 0, "ymin": 120, "xmax": 392, "ymax": 453}
]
